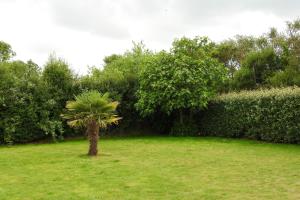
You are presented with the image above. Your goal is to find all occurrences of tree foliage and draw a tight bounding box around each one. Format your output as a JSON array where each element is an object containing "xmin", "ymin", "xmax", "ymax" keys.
[
  {"xmin": 42, "ymin": 55, "xmax": 77, "ymax": 118},
  {"xmin": 0, "ymin": 60, "xmax": 63, "ymax": 143},
  {"xmin": 213, "ymin": 19, "xmax": 300, "ymax": 90},
  {"xmin": 80, "ymin": 42, "xmax": 152, "ymax": 130},
  {"xmin": 0, "ymin": 41, "xmax": 15, "ymax": 62},
  {"xmin": 136, "ymin": 37, "xmax": 227, "ymax": 119},
  {"xmin": 61, "ymin": 91, "xmax": 121, "ymax": 128}
]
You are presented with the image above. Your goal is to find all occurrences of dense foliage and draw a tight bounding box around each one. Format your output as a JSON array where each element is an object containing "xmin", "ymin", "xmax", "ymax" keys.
[
  {"xmin": 0, "ymin": 60, "xmax": 64, "ymax": 143},
  {"xmin": 136, "ymin": 37, "xmax": 226, "ymax": 116},
  {"xmin": 80, "ymin": 42, "xmax": 151, "ymax": 131},
  {"xmin": 0, "ymin": 56, "xmax": 78, "ymax": 144},
  {"xmin": 199, "ymin": 87, "xmax": 300, "ymax": 143},
  {"xmin": 0, "ymin": 19, "xmax": 300, "ymax": 144},
  {"xmin": 215, "ymin": 20, "xmax": 300, "ymax": 90},
  {"xmin": 136, "ymin": 37, "xmax": 227, "ymax": 134}
]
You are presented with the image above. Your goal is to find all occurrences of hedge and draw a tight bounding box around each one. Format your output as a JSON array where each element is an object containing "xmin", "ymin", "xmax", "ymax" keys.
[{"xmin": 199, "ymin": 87, "xmax": 300, "ymax": 143}]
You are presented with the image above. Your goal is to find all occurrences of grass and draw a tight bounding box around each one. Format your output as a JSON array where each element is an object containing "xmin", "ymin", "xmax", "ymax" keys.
[{"xmin": 0, "ymin": 136, "xmax": 299, "ymax": 200}]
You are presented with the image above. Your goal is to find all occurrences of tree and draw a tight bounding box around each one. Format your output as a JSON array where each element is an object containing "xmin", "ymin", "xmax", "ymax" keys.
[
  {"xmin": 242, "ymin": 48, "xmax": 281, "ymax": 85},
  {"xmin": 231, "ymin": 67, "xmax": 256, "ymax": 90},
  {"xmin": 272, "ymin": 19, "xmax": 300, "ymax": 86},
  {"xmin": 227, "ymin": 19, "xmax": 300, "ymax": 90},
  {"xmin": 214, "ymin": 40, "xmax": 239, "ymax": 79},
  {"xmin": 0, "ymin": 41, "xmax": 15, "ymax": 62},
  {"xmin": 136, "ymin": 37, "xmax": 227, "ymax": 128},
  {"xmin": 42, "ymin": 55, "xmax": 79, "ymax": 136},
  {"xmin": 42, "ymin": 55, "xmax": 75, "ymax": 103},
  {"xmin": 0, "ymin": 60, "xmax": 63, "ymax": 143},
  {"xmin": 61, "ymin": 91, "xmax": 121, "ymax": 156},
  {"xmin": 80, "ymin": 42, "xmax": 152, "ymax": 130}
]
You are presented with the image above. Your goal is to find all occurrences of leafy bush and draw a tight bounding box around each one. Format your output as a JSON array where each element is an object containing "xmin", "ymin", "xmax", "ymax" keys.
[{"xmin": 199, "ymin": 87, "xmax": 300, "ymax": 143}]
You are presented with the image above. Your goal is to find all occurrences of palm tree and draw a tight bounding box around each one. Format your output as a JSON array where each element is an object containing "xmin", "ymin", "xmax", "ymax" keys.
[{"xmin": 61, "ymin": 91, "xmax": 121, "ymax": 156}]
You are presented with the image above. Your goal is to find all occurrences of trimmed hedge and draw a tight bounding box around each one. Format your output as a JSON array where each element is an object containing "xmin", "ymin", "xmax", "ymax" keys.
[{"xmin": 199, "ymin": 87, "xmax": 300, "ymax": 143}]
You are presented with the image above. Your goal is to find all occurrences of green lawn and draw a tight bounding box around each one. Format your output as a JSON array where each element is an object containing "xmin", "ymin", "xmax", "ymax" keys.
[{"xmin": 0, "ymin": 137, "xmax": 299, "ymax": 200}]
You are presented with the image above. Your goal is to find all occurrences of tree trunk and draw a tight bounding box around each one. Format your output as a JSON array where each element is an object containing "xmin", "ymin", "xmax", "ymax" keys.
[
  {"xmin": 87, "ymin": 120, "xmax": 99, "ymax": 156},
  {"xmin": 179, "ymin": 109, "xmax": 183, "ymax": 124},
  {"xmin": 252, "ymin": 64, "xmax": 257, "ymax": 85}
]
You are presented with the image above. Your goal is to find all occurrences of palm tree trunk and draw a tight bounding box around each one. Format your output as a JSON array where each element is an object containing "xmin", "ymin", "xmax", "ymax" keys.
[{"xmin": 87, "ymin": 120, "xmax": 99, "ymax": 156}]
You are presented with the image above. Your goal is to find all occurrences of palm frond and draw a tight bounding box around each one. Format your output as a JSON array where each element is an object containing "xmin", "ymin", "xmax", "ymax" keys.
[{"xmin": 61, "ymin": 91, "xmax": 121, "ymax": 128}]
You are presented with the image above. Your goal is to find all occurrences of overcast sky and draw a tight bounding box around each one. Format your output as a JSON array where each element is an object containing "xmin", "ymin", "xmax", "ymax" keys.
[{"xmin": 0, "ymin": 0, "xmax": 299, "ymax": 74}]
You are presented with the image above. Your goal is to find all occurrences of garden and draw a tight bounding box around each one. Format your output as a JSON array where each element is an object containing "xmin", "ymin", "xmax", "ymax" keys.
[{"xmin": 0, "ymin": 19, "xmax": 300, "ymax": 199}]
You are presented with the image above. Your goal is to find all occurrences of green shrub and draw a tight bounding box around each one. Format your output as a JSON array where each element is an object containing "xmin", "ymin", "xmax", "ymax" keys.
[{"xmin": 199, "ymin": 87, "xmax": 300, "ymax": 143}]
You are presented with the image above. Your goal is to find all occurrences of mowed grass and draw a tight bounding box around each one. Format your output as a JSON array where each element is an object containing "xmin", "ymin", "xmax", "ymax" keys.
[{"xmin": 0, "ymin": 137, "xmax": 299, "ymax": 200}]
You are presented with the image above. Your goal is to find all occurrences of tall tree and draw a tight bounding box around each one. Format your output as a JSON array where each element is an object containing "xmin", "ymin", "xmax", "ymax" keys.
[{"xmin": 136, "ymin": 37, "xmax": 227, "ymax": 126}]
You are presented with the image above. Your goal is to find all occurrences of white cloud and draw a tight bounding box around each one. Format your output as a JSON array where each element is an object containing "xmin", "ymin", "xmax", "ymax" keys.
[{"xmin": 0, "ymin": 0, "xmax": 298, "ymax": 74}]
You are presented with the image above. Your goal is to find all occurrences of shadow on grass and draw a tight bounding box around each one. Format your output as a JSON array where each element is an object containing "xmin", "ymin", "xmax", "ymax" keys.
[{"xmin": 78, "ymin": 152, "xmax": 112, "ymax": 159}]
